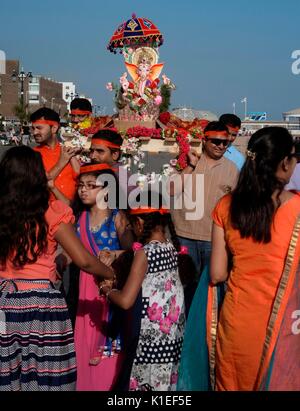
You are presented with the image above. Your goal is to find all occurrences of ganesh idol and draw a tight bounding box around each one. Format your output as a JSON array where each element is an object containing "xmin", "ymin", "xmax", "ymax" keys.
[{"xmin": 114, "ymin": 47, "xmax": 174, "ymax": 121}]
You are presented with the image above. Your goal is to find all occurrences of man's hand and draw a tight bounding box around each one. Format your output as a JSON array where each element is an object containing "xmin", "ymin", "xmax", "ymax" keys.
[
  {"xmin": 187, "ymin": 149, "xmax": 200, "ymax": 167},
  {"xmin": 59, "ymin": 146, "xmax": 82, "ymax": 166}
]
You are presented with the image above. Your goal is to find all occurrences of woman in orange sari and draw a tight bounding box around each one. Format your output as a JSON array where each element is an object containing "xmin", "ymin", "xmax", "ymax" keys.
[{"xmin": 209, "ymin": 127, "xmax": 300, "ymax": 391}]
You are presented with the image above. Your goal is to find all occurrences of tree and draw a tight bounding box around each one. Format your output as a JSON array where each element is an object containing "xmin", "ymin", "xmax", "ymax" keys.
[
  {"xmin": 159, "ymin": 84, "xmax": 172, "ymax": 113},
  {"xmin": 13, "ymin": 99, "xmax": 31, "ymax": 124}
]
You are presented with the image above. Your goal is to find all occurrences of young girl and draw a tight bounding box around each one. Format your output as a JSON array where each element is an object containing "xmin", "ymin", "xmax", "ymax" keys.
[
  {"xmin": 101, "ymin": 198, "xmax": 186, "ymax": 391},
  {"xmin": 73, "ymin": 163, "xmax": 133, "ymax": 391}
]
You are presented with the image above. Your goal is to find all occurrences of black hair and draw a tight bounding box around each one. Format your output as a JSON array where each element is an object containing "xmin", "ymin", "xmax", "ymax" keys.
[
  {"xmin": 204, "ymin": 121, "xmax": 229, "ymax": 134},
  {"xmin": 219, "ymin": 113, "xmax": 242, "ymax": 129},
  {"xmin": 70, "ymin": 98, "xmax": 92, "ymax": 113},
  {"xmin": 129, "ymin": 191, "xmax": 180, "ymax": 251},
  {"xmin": 30, "ymin": 107, "xmax": 60, "ymax": 124},
  {"xmin": 0, "ymin": 146, "xmax": 49, "ymax": 268},
  {"xmin": 91, "ymin": 129, "xmax": 123, "ymax": 159},
  {"xmin": 72, "ymin": 168, "xmax": 119, "ymax": 222},
  {"xmin": 230, "ymin": 127, "xmax": 294, "ymax": 243}
]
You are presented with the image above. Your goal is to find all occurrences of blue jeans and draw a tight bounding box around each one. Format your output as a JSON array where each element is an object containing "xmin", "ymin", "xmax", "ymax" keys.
[{"xmin": 178, "ymin": 236, "xmax": 212, "ymax": 280}]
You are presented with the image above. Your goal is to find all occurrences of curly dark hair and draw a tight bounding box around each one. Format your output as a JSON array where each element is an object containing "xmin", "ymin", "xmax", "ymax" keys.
[
  {"xmin": 0, "ymin": 146, "xmax": 50, "ymax": 268},
  {"xmin": 230, "ymin": 127, "xmax": 294, "ymax": 243}
]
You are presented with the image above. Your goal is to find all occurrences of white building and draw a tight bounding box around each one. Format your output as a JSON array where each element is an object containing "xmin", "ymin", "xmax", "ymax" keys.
[
  {"xmin": 61, "ymin": 82, "xmax": 76, "ymax": 110},
  {"xmin": 283, "ymin": 108, "xmax": 300, "ymax": 124}
]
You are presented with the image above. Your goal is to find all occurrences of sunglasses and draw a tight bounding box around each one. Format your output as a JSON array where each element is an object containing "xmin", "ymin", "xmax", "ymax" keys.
[{"xmin": 206, "ymin": 138, "xmax": 230, "ymax": 147}]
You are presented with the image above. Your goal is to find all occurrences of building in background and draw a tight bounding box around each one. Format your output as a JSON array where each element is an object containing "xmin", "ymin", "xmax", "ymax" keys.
[
  {"xmin": 61, "ymin": 81, "xmax": 76, "ymax": 111},
  {"xmin": 0, "ymin": 60, "xmax": 21, "ymax": 121},
  {"xmin": 28, "ymin": 76, "xmax": 67, "ymax": 116},
  {"xmin": 283, "ymin": 108, "xmax": 300, "ymax": 125}
]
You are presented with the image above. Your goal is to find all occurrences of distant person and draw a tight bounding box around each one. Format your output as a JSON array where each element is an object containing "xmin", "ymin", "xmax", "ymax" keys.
[
  {"xmin": 70, "ymin": 98, "xmax": 92, "ymax": 125},
  {"xmin": 9, "ymin": 128, "xmax": 20, "ymax": 146},
  {"xmin": 219, "ymin": 114, "xmax": 245, "ymax": 170},
  {"xmin": 21, "ymin": 121, "xmax": 30, "ymax": 145},
  {"xmin": 31, "ymin": 107, "xmax": 80, "ymax": 205}
]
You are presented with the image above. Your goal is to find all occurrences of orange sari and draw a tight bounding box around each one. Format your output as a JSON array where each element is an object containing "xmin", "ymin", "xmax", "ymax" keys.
[{"xmin": 208, "ymin": 193, "xmax": 300, "ymax": 391}]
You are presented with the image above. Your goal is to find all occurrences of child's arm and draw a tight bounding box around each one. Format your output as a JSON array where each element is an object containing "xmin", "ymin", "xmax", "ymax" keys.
[
  {"xmin": 104, "ymin": 249, "xmax": 147, "ymax": 310},
  {"xmin": 98, "ymin": 250, "xmax": 125, "ymax": 266},
  {"xmin": 115, "ymin": 210, "xmax": 134, "ymax": 250},
  {"xmin": 55, "ymin": 222, "xmax": 114, "ymax": 279},
  {"xmin": 70, "ymin": 156, "xmax": 81, "ymax": 175}
]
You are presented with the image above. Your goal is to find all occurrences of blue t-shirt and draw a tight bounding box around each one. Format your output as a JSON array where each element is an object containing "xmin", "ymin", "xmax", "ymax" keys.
[{"xmin": 224, "ymin": 145, "xmax": 245, "ymax": 171}]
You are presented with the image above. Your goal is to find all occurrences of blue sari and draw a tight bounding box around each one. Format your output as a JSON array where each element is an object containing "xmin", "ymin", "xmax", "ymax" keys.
[{"xmin": 177, "ymin": 267, "xmax": 225, "ymax": 391}]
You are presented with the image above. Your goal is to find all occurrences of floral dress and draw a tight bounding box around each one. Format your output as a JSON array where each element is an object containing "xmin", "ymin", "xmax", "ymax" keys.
[{"xmin": 129, "ymin": 240, "xmax": 185, "ymax": 391}]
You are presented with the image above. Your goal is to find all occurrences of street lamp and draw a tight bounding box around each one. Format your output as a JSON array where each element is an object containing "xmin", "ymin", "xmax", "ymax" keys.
[
  {"xmin": 65, "ymin": 92, "xmax": 79, "ymax": 101},
  {"xmin": 241, "ymin": 97, "xmax": 248, "ymax": 120},
  {"xmin": 11, "ymin": 67, "xmax": 33, "ymax": 110}
]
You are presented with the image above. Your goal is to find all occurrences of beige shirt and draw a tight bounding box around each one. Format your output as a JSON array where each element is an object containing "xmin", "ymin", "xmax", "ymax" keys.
[{"xmin": 171, "ymin": 154, "xmax": 239, "ymax": 241}]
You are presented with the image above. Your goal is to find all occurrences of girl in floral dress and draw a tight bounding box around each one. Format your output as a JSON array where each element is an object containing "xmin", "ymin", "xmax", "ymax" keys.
[{"xmin": 101, "ymin": 203, "xmax": 186, "ymax": 391}]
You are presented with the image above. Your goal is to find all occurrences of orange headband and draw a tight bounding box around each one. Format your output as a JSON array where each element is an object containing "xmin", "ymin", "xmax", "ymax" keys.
[
  {"xmin": 91, "ymin": 139, "xmax": 121, "ymax": 149},
  {"xmin": 227, "ymin": 125, "xmax": 240, "ymax": 133},
  {"xmin": 71, "ymin": 109, "xmax": 91, "ymax": 115},
  {"xmin": 205, "ymin": 131, "xmax": 228, "ymax": 138},
  {"xmin": 80, "ymin": 163, "xmax": 113, "ymax": 174},
  {"xmin": 32, "ymin": 120, "xmax": 59, "ymax": 127},
  {"xmin": 130, "ymin": 208, "xmax": 170, "ymax": 215}
]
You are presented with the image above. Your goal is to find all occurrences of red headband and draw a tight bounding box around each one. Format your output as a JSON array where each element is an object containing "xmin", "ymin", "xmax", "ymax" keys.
[
  {"xmin": 227, "ymin": 125, "xmax": 240, "ymax": 133},
  {"xmin": 130, "ymin": 208, "xmax": 170, "ymax": 216},
  {"xmin": 80, "ymin": 163, "xmax": 113, "ymax": 174},
  {"xmin": 91, "ymin": 139, "xmax": 121, "ymax": 149},
  {"xmin": 32, "ymin": 120, "xmax": 59, "ymax": 127},
  {"xmin": 71, "ymin": 109, "xmax": 91, "ymax": 115},
  {"xmin": 205, "ymin": 131, "xmax": 228, "ymax": 138}
]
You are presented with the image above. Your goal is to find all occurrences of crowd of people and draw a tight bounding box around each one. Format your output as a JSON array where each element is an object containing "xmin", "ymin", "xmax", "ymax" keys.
[{"xmin": 0, "ymin": 98, "xmax": 299, "ymax": 391}]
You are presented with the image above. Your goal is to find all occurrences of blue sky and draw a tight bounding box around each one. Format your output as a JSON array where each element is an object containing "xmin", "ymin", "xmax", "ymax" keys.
[{"xmin": 1, "ymin": 0, "xmax": 300, "ymax": 119}]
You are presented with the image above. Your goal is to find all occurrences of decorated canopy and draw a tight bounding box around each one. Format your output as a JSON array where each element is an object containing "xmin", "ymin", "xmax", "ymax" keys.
[{"xmin": 107, "ymin": 13, "xmax": 164, "ymax": 53}]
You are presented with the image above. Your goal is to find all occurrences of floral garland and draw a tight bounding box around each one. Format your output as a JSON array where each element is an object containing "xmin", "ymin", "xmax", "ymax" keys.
[
  {"xmin": 122, "ymin": 126, "xmax": 197, "ymax": 171},
  {"xmin": 171, "ymin": 128, "xmax": 191, "ymax": 170}
]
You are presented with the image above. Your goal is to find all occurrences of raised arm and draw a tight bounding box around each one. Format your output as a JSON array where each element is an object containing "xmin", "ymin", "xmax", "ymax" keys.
[
  {"xmin": 47, "ymin": 146, "xmax": 80, "ymax": 181},
  {"xmin": 54, "ymin": 222, "xmax": 114, "ymax": 279},
  {"xmin": 210, "ymin": 223, "xmax": 229, "ymax": 285},
  {"xmin": 168, "ymin": 150, "xmax": 200, "ymax": 196}
]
